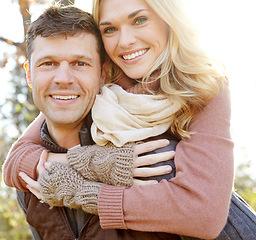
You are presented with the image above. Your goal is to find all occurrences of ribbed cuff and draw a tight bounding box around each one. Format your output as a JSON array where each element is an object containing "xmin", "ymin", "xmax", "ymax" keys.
[
  {"xmin": 98, "ymin": 185, "xmax": 127, "ymax": 229},
  {"xmin": 17, "ymin": 148, "xmax": 43, "ymax": 191}
]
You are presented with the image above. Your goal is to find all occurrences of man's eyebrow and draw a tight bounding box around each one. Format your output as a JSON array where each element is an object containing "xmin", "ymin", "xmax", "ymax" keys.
[
  {"xmin": 73, "ymin": 55, "xmax": 94, "ymax": 62},
  {"xmin": 35, "ymin": 55, "xmax": 94, "ymax": 64},
  {"xmin": 99, "ymin": 9, "xmax": 146, "ymax": 26},
  {"xmin": 34, "ymin": 56, "xmax": 53, "ymax": 64}
]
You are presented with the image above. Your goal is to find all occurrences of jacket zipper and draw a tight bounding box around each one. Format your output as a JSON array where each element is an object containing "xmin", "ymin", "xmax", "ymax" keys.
[{"xmin": 58, "ymin": 207, "xmax": 77, "ymax": 239}]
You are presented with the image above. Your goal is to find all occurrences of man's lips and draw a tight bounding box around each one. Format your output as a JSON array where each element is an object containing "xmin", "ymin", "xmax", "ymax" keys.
[
  {"xmin": 122, "ymin": 49, "xmax": 148, "ymax": 60},
  {"xmin": 50, "ymin": 95, "xmax": 79, "ymax": 100}
]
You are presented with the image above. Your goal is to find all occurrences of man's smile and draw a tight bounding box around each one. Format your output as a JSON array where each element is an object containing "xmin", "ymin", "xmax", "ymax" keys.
[{"xmin": 51, "ymin": 95, "xmax": 79, "ymax": 100}]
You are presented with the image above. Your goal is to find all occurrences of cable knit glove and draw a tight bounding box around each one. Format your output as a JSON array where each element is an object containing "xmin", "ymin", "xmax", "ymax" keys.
[
  {"xmin": 67, "ymin": 142, "xmax": 134, "ymax": 187},
  {"xmin": 38, "ymin": 162, "xmax": 102, "ymax": 215}
]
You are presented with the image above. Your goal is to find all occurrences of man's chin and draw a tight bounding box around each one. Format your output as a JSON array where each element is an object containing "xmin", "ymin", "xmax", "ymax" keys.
[{"xmin": 45, "ymin": 113, "xmax": 85, "ymax": 127}]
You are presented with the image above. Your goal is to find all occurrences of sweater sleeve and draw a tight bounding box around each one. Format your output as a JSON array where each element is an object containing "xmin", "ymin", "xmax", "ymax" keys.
[
  {"xmin": 67, "ymin": 143, "xmax": 134, "ymax": 187},
  {"xmin": 2, "ymin": 113, "xmax": 46, "ymax": 191},
  {"xmin": 98, "ymin": 85, "xmax": 234, "ymax": 239},
  {"xmin": 39, "ymin": 162, "xmax": 102, "ymax": 215}
]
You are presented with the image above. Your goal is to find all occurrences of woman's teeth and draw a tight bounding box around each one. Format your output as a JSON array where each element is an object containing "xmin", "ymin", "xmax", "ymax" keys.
[{"xmin": 123, "ymin": 49, "xmax": 147, "ymax": 60}]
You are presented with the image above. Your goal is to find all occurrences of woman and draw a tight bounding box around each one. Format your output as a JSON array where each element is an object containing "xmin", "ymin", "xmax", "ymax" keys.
[{"xmin": 3, "ymin": 0, "xmax": 256, "ymax": 239}]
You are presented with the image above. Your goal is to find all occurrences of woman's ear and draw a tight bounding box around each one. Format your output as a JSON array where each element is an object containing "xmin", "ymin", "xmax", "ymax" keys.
[{"xmin": 24, "ymin": 60, "xmax": 32, "ymax": 88}]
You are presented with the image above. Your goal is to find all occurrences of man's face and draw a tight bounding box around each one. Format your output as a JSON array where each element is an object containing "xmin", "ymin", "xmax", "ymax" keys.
[{"xmin": 25, "ymin": 33, "xmax": 104, "ymax": 130}]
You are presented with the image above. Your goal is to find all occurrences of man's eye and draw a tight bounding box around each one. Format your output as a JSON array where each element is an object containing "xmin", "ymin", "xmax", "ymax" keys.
[
  {"xmin": 42, "ymin": 62, "xmax": 54, "ymax": 66},
  {"xmin": 75, "ymin": 62, "xmax": 89, "ymax": 67}
]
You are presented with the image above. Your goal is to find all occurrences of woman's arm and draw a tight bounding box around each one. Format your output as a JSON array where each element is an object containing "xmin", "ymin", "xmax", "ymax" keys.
[
  {"xmin": 98, "ymin": 85, "xmax": 234, "ymax": 239},
  {"xmin": 2, "ymin": 113, "xmax": 46, "ymax": 191}
]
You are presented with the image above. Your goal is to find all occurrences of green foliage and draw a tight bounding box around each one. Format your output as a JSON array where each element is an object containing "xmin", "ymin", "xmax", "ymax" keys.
[
  {"xmin": 234, "ymin": 161, "xmax": 256, "ymax": 211},
  {"xmin": 0, "ymin": 129, "xmax": 33, "ymax": 239},
  {"xmin": 0, "ymin": 174, "xmax": 32, "ymax": 240}
]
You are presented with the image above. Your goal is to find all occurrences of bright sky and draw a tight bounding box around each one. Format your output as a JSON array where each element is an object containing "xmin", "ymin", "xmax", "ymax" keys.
[{"xmin": 0, "ymin": 0, "xmax": 256, "ymax": 178}]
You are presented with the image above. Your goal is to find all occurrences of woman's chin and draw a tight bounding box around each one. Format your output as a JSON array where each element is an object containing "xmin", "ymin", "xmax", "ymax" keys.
[{"xmin": 123, "ymin": 69, "xmax": 146, "ymax": 80}]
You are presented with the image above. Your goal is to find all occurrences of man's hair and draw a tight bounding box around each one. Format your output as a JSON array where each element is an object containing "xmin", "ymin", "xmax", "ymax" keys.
[{"xmin": 26, "ymin": 5, "xmax": 105, "ymax": 65}]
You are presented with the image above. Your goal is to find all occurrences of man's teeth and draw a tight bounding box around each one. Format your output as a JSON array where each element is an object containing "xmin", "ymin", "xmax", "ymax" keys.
[
  {"xmin": 52, "ymin": 95, "xmax": 78, "ymax": 100},
  {"xmin": 123, "ymin": 49, "xmax": 147, "ymax": 60}
]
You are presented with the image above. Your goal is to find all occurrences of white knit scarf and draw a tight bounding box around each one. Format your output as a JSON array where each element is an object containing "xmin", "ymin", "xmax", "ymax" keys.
[{"xmin": 91, "ymin": 84, "xmax": 181, "ymax": 147}]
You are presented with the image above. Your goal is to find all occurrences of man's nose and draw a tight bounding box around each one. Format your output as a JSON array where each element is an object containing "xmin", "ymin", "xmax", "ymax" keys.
[
  {"xmin": 118, "ymin": 27, "xmax": 136, "ymax": 49},
  {"xmin": 53, "ymin": 62, "xmax": 74, "ymax": 85}
]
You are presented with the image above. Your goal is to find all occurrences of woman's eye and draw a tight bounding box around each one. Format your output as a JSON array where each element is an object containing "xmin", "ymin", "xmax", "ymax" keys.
[
  {"xmin": 103, "ymin": 27, "xmax": 116, "ymax": 34},
  {"xmin": 134, "ymin": 17, "xmax": 147, "ymax": 25}
]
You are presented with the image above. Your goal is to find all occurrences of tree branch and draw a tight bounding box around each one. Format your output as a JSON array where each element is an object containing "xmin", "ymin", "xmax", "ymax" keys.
[{"xmin": 0, "ymin": 36, "xmax": 22, "ymax": 47}]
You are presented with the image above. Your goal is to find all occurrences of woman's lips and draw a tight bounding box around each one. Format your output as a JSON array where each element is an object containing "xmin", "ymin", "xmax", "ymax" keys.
[{"xmin": 121, "ymin": 49, "xmax": 148, "ymax": 60}]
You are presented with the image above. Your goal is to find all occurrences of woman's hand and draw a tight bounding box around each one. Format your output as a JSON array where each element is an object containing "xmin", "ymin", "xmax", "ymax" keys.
[
  {"xmin": 133, "ymin": 139, "xmax": 175, "ymax": 186},
  {"xmin": 19, "ymin": 150, "xmax": 49, "ymax": 200},
  {"xmin": 28, "ymin": 139, "xmax": 175, "ymax": 193}
]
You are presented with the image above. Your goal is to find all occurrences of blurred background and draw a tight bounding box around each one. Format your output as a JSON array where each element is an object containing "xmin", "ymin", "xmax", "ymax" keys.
[{"xmin": 0, "ymin": 0, "xmax": 255, "ymax": 239}]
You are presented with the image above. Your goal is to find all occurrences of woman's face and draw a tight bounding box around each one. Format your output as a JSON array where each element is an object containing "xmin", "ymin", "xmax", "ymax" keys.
[{"xmin": 99, "ymin": 0, "xmax": 169, "ymax": 79}]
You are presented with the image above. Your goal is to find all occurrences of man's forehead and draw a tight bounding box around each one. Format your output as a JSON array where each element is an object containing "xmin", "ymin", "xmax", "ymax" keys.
[
  {"xmin": 33, "ymin": 33, "xmax": 97, "ymax": 48},
  {"xmin": 31, "ymin": 33, "xmax": 100, "ymax": 63}
]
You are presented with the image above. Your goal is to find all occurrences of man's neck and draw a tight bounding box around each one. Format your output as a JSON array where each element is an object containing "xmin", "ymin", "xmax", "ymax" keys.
[{"xmin": 46, "ymin": 121, "xmax": 84, "ymax": 149}]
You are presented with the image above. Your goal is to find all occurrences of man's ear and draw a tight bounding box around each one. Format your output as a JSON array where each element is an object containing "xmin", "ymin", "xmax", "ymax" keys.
[
  {"xmin": 24, "ymin": 60, "xmax": 32, "ymax": 88},
  {"xmin": 100, "ymin": 62, "xmax": 107, "ymax": 87}
]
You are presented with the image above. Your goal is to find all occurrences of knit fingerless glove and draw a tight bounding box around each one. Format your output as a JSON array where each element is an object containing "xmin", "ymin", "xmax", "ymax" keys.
[
  {"xmin": 67, "ymin": 143, "xmax": 134, "ymax": 187},
  {"xmin": 38, "ymin": 162, "xmax": 102, "ymax": 215}
]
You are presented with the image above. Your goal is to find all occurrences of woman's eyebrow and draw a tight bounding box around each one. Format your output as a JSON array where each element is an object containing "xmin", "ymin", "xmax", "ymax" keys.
[
  {"xmin": 99, "ymin": 21, "xmax": 111, "ymax": 26},
  {"xmin": 128, "ymin": 9, "xmax": 146, "ymax": 19},
  {"xmin": 99, "ymin": 9, "xmax": 147, "ymax": 26}
]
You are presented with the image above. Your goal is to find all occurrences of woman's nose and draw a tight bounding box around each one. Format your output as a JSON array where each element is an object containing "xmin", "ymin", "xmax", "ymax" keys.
[{"xmin": 118, "ymin": 27, "xmax": 136, "ymax": 49}]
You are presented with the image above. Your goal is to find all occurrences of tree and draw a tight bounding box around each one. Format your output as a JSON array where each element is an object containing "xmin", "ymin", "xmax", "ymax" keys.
[
  {"xmin": 0, "ymin": 0, "xmax": 74, "ymax": 139},
  {"xmin": 0, "ymin": 0, "xmax": 75, "ymax": 238}
]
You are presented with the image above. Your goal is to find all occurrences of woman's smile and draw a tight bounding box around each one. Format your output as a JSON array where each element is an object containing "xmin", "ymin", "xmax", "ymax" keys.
[{"xmin": 121, "ymin": 48, "xmax": 148, "ymax": 61}]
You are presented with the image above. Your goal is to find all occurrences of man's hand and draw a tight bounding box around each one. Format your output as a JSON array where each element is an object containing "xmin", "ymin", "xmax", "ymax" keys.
[
  {"xmin": 47, "ymin": 152, "xmax": 68, "ymax": 164},
  {"xmin": 19, "ymin": 150, "xmax": 49, "ymax": 200},
  {"xmin": 133, "ymin": 139, "xmax": 175, "ymax": 186}
]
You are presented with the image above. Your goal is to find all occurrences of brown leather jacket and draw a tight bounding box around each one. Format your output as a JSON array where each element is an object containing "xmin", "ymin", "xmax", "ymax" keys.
[
  {"xmin": 24, "ymin": 191, "xmax": 180, "ymax": 239},
  {"xmin": 23, "ymin": 120, "xmax": 180, "ymax": 240}
]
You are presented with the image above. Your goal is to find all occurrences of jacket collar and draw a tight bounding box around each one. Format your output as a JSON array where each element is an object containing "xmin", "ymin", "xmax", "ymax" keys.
[{"xmin": 40, "ymin": 113, "xmax": 93, "ymax": 153}]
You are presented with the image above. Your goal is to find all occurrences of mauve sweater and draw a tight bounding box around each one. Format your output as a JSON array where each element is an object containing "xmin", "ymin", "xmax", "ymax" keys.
[{"xmin": 3, "ymin": 85, "xmax": 234, "ymax": 239}]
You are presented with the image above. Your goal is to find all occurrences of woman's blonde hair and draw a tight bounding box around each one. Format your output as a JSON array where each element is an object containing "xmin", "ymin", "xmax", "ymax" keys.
[{"xmin": 92, "ymin": 0, "xmax": 226, "ymax": 139}]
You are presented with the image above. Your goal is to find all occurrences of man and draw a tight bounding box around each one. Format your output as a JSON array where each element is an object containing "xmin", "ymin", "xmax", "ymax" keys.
[
  {"xmin": 17, "ymin": 5, "xmax": 109, "ymax": 239},
  {"xmin": 15, "ymin": 5, "xmax": 176, "ymax": 240}
]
